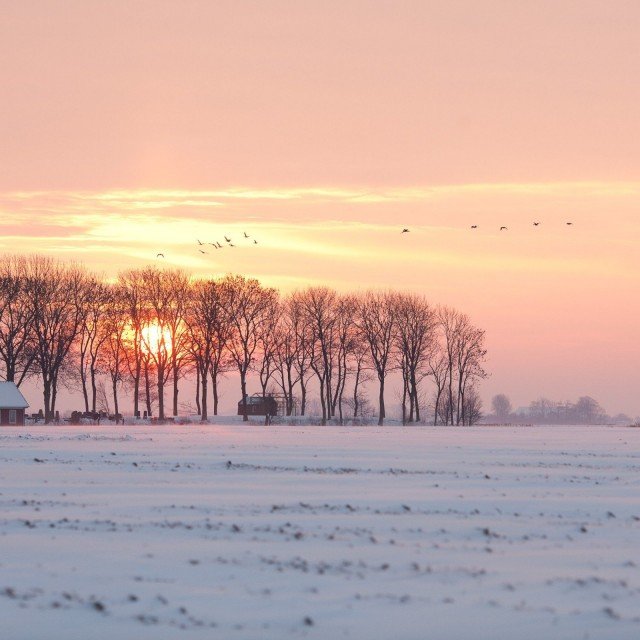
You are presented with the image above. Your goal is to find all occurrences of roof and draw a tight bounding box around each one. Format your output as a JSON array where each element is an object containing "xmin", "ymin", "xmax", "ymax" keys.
[
  {"xmin": 238, "ymin": 395, "xmax": 278, "ymax": 406},
  {"xmin": 0, "ymin": 382, "xmax": 29, "ymax": 409}
]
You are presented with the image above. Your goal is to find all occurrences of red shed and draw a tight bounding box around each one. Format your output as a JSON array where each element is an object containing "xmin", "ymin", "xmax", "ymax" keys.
[{"xmin": 0, "ymin": 382, "xmax": 29, "ymax": 426}]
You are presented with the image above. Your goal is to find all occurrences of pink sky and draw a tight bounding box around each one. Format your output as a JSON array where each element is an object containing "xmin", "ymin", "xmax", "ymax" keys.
[{"xmin": 1, "ymin": 1, "xmax": 640, "ymax": 415}]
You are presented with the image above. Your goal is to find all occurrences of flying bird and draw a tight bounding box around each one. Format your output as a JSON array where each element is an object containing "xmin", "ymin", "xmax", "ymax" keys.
[
  {"xmin": 253, "ymin": 239, "xmax": 258, "ymax": 244},
  {"xmin": 244, "ymin": 232, "xmax": 250, "ymax": 238},
  {"xmin": 500, "ymin": 226, "xmax": 508, "ymax": 231},
  {"xmin": 224, "ymin": 235, "xmax": 231, "ymax": 242},
  {"xmin": 197, "ymin": 239, "xmax": 203, "ymax": 245},
  {"xmin": 199, "ymin": 249, "xmax": 207, "ymax": 254},
  {"xmin": 566, "ymin": 222, "xmax": 573, "ymax": 226},
  {"xmin": 471, "ymin": 225, "xmax": 478, "ymax": 229},
  {"xmin": 229, "ymin": 243, "xmax": 235, "ymax": 247},
  {"xmin": 401, "ymin": 228, "xmax": 410, "ymax": 233},
  {"xmin": 533, "ymin": 222, "xmax": 540, "ymax": 226},
  {"xmin": 217, "ymin": 241, "xmax": 223, "ymax": 248},
  {"xmin": 156, "ymin": 253, "xmax": 165, "ymax": 258}
]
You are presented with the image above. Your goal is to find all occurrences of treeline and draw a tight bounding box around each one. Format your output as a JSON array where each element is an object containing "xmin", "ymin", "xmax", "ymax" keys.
[
  {"xmin": 491, "ymin": 393, "xmax": 619, "ymax": 425},
  {"xmin": 0, "ymin": 255, "xmax": 488, "ymax": 425}
]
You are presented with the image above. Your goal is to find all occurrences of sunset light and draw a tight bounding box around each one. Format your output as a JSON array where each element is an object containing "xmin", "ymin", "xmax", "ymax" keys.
[
  {"xmin": 139, "ymin": 322, "xmax": 172, "ymax": 356},
  {"xmin": 2, "ymin": 2, "xmax": 640, "ymax": 638}
]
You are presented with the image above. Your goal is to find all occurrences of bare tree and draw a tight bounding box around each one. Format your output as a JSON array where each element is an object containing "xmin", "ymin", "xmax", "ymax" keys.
[
  {"xmin": 185, "ymin": 278, "xmax": 231, "ymax": 420},
  {"xmin": 27, "ymin": 257, "xmax": 91, "ymax": 422},
  {"xmin": 463, "ymin": 386, "xmax": 483, "ymax": 425},
  {"xmin": 349, "ymin": 339, "xmax": 373, "ymax": 419},
  {"xmin": 438, "ymin": 306, "xmax": 463, "ymax": 426},
  {"xmin": 289, "ymin": 293, "xmax": 313, "ymax": 416},
  {"xmin": 118, "ymin": 269, "xmax": 146, "ymax": 417},
  {"xmin": 138, "ymin": 267, "xmax": 174, "ymax": 420},
  {"xmin": 395, "ymin": 293, "xmax": 437, "ymax": 423},
  {"xmin": 223, "ymin": 275, "xmax": 277, "ymax": 421},
  {"xmin": 99, "ymin": 285, "xmax": 129, "ymax": 421},
  {"xmin": 163, "ymin": 270, "xmax": 191, "ymax": 417},
  {"xmin": 356, "ymin": 291, "xmax": 398, "ymax": 426},
  {"xmin": 491, "ymin": 394, "xmax": 512, "ymax": 421},
  {"xmin": 427, "ymin": 344, "xmax": 448, "ymax": 425},
  {"xmin": 0, "ymin": 255, "xmax": 37, "ymax": 386},
  {"xmin": 454, "ymin": 316, "xmax": 488, "ymax": 425},
  {"xmin": 77, "ymin": 278, "xmax": 111, "ymax": 412},
  {"xmin": 330, "ymin": 295, "xmax": 358, "ymax": 424},
  {"xmin": 272, "ymin": 298, "xmax": 302, "ymax": 416},
  {"xmin": 256, "ymin": 296, "xmax": 282, "ymax": 400},
  {"xmin": 296, "ymin": 287, "xmax": 339, "ymax": 424}
]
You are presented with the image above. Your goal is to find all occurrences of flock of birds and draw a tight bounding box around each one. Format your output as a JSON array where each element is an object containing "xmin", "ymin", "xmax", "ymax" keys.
[
  {"xmin": 156, "ymin": 232, "xmax": 258, "ymax": 259},
  {"xmin": 155, "ymin": 222, "xmax": 575, "ymax": 258},
  {"xmin": 401, "ymin": 221, "xmax": 573, "ymax": 233}
]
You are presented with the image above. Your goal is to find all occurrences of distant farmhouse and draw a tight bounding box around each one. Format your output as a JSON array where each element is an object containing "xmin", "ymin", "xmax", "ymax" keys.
[
  {"xmin": 0, "ymin": 382, "xmax": 29, "ymax": 426},
  {"xmin": 237, "ymin": 394, "xmax": 279, "ymax": 417}
]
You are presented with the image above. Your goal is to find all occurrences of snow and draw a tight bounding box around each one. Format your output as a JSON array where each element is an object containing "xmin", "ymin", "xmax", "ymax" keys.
[
  {"xmin": 1, "ymin": 423, "xmax": 639, "ymax": 639},
  {"xmin": 0, "ymin": 381, "xmax": 29, "ymax": 409}
]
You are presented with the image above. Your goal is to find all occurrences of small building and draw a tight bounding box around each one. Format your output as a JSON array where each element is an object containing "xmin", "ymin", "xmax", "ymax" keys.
[
  {"xmin": 0, "ymin": 382, "xmax": 29, "ymax": 426},
  {"xmin": 237, "ymin": 394, "xmax": 278, "ymax": 417}
]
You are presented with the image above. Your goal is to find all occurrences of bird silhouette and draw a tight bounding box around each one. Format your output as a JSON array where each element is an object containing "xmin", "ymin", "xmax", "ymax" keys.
[
  {"xmin": 471, "ymin": 225, "xmax": 478, "ymax": 229},
  {"xmin": 197, "ymin": 239, "xmax": 203, "ymax": 245},
  {"xmin": 224, "ymin": 235, "xmax": 231, "ymax": 242},
  {"xmin": 401, "ymin": 228, "xmax": 410, "ymax": 233},
  {"xmin": 566, "ymin": 222, "xmax": 573, "ymax": 226},
  {"xmin": 156, "ymin": 253, "xmax": 165, "ymax": 258},
  {"xmin": 253, "ymin": 239, "xmax": 258, "ymax": 244},
  {"xmin": 217, "ymin": 242, "xmax": 223, "ymax": 248},
  {"xmin": 229, "ymin": 243, "xmax": 235, "ymax": 247},
  {"xmin": 500, "ymin": 226, "xmax": 508, "ymax": 231},
  {"xmin": 199, "ymin": 249, "xmax": 207, "ymax": 254},
  {"xmin": 533, "ymin": 222, "xmax": 540, "ymax": 226},
  {"xmin": 244, "ymin": 232, "xmax": 250, "ymax": 238}
]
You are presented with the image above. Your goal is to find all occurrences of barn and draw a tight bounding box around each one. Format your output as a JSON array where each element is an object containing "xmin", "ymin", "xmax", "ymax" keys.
[
  {"xmin": 0, "ymin": 382, "xmax": 29, "ymax": 426},
  {"xmin": 237, "ymin": 394, "xmax": 278, "ymax": 417}
]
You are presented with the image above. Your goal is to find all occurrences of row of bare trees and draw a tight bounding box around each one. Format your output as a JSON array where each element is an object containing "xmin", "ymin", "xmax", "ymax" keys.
[{"xmin": 0, "ymin": 256, "xmax": 488, "ymax": 425}]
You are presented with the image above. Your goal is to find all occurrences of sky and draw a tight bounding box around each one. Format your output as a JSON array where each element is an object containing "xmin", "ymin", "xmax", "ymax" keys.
[{"xmin": 1, "ymin": 1, "xmax": 639, "ymax": 416}]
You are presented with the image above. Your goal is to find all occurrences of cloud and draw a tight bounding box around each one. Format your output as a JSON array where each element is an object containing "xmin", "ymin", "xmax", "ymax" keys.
[{"xmin": 0, "ymin": 182, "xmax": 638, "ymax": 286}]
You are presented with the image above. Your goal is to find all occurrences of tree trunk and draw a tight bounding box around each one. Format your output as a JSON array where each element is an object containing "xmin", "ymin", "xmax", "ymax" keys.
[
  {"xmin": 211, "ymin": 369, "xmax": 219, "ymax": 415},
  {"xmin": 43, "ymin": 379, "xmax": 52, "ymax": 424},
  {"xmin": 133, "ymin": 376, "xmax": 139, "ymax": 417},
  {"xmin": 401, "ymin": 372, "xmax": 408, "ymax": 426},
  {"xmin": 80, "ymin": 366, "xmax": 89, "ymax": 413},
  {"xmin": 412, "ymin": 375, "xmax": 420, "ymax": 422},
  {"xmin": 195, "ymin": 366, "xmax": 201, "ymax": 416},
  {"xmin": 172, "ymin": 365, "xmax": 179, "ymax": 417},
  {"xmin": 157, "ymin": 365, "xmax": 165, "ymax": 420},
  {"xmin": 299, "ymin": 379, "xmax": 306, "ymax": 416},
  {"xmin": 353, "ymin": 367, "xmax": 361, "ymax": 418},
  {"xmin": 378, "ymin": 376, "xmax": 385, "ymax": 426},
  {"xmin": 319, "ymin": 389, "xmax": 327, "ymax": 425},
  {"xmin": 144, "ymin": 364, "xmax": 152, "ymax": 417},
  {"xmin": 201, "ymin": 371, "xmax": 208, "ymax": 421},
  {"xmin": 433, "ymin": 388, "xmax": 442, "ymax": 426},
  {"xmin": 90, "ymin": 363, "xmax": 98, "ymax": 412},
  {"xmin": 112, "ymin": 376, "xmax": 119, "ymax": 422},
  {"xmin": 240, "ymin": 370, "xmax": 248, "ymax": 421}
]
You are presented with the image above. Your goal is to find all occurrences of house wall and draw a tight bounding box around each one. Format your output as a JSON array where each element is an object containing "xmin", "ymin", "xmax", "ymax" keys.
[{"xmin": 0, "ymin": 408, "xmax": 25, "ymax": 426}]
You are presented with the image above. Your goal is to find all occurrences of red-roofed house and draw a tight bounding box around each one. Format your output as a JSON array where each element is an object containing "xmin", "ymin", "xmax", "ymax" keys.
[{"xmin": 0, "ymin": 382, "xmax": 29, "ymax": 426}]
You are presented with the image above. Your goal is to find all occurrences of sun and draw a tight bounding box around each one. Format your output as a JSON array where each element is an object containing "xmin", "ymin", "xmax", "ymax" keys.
[{"xmin": 140, "ymin": 322, "xmax": 172, "ymax": 355}]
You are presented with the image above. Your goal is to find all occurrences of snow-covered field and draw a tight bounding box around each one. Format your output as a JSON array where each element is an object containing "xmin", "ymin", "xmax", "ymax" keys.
[{"xmin": 1, "ymin": 423, "xmax": 639, "ymax": 640}]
